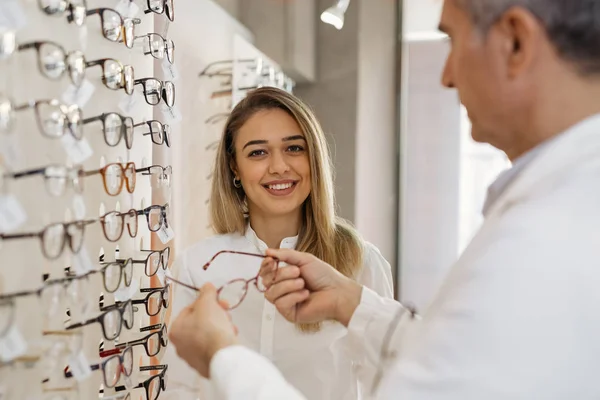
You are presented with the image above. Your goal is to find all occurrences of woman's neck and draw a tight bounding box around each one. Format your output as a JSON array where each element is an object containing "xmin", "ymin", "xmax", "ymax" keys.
[{"xmin": 249, "ymin": 211, "xmax": 301, "ymax": 249}]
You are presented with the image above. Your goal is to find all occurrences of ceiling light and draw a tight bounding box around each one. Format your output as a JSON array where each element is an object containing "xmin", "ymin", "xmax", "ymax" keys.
[{"xmin": 320, "ymin": 0, "xmax": 350, "ymax": 30}]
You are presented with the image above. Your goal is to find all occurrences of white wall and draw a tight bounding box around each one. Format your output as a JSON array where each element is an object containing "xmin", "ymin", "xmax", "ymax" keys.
[
  {"xmin": 398, "ymin": 38, "xmax": 462, "ymax": 308},
  {"xmin": 355, "ymin": 0, "xmax": 398, "ymax": 270},
  {"xmin": 403, "ymin": 0, "xmax": 444, "ymax": 34}
]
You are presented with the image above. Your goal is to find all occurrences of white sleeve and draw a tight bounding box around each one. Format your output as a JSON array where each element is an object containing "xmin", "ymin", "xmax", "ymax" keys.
[
  {"xmin": 342, "ymin": 242, "xmax": 401, "ymax": 394},
  {"xmin": 357, "ymin": 241, "xmax": 395, "ymax": 299},
  {"xmin": 161, "ymin": 255, "xmax": 211, "ymax": 400},
  {"xmin": 210, "ymin": 346, "xmax": 307, "ymax": 400},
  {"xmin": 344, "ymin": 287, "xmax": 415, "ymax": 395}
]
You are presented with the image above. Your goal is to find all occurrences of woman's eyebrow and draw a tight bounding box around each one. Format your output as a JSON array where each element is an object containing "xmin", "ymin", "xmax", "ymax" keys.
[
  {"xmin": 243, "ymin": 135, "xmax": 305, "ymax": 149},
  {"xmin": 282, "ymin": 135, "xmax": 305, "ymax": 141},
  {"xmin": 243, "ymin": 139, "xmax": 268, "ymax": 149}
]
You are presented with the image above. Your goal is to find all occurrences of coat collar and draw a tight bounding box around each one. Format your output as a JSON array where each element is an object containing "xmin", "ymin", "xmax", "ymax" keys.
[{"xmin": 485, "ymin": 113, "xmax": 600, "ymax": 218}]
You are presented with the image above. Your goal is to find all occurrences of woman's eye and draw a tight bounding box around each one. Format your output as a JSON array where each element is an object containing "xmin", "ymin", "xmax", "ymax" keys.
[
  {"xmin": 287, "ymin": 145, "xmax": 304, "ymax": 152},
  {"xmin": 248, "ymin": 149, "xmax": 266, "ymax": 157}
]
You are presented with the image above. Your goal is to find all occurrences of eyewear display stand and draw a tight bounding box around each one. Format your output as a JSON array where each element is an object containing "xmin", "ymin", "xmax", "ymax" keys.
[{"xmin": 0, "ymin": 1, "xmax": 175, "ymax": 399}]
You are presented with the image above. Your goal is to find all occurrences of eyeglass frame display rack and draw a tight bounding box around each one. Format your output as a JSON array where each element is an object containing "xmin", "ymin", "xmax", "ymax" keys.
[{"xmin": 0, "ymin": 1, "xmax": 176, "ymax": 399}]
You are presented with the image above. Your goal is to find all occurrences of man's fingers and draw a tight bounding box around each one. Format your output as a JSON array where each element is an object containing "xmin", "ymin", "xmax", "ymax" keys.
[
  {"xmin": 261, "ymin": 265, "xmax": 300, "ymax": 290},
  {"xmin": 259, "ymin": 257, "xmax": 278, "ymax": 285},
  {"xmin": 265, "ymin": 248, "xmax": 315, "ymax": 267},
  {"xmin": 218, "ymin": 299, "xmax": 230, "ymax": 310},
  {"xmin": 191, "ymin": 283, "xmax": 218, "ymax": 308},
  {"xmin": 274, "ymin": 290, "xmax": 310, "ymax": 318},
  {"xmin": 265, "ymin": 278, "xmax": 305, "ymax": 303}
]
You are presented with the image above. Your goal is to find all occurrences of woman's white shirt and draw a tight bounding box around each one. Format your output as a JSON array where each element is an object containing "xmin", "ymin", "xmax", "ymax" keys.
[{"xmin": 161, "ymin": 226, "xmax": 394, "ymax": 400}]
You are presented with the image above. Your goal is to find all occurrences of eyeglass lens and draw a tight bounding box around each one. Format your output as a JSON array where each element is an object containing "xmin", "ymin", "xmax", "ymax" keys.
[
  {"xmin": 145, "ymin": 248, "xmax": 169, "ymax": 276},
  {"xmin": 0, "ymin": 301, "xmax": 14, "ymax": 337},
  {"xmin": 104, "ymin": 113, "xmax": 134, "ymax": 148},
  {"xmin": 101, "ymin": 260, "xmax": 133, "ymax": 293},
  {"xmin": 100, "ymin": 210, "xmax": 138, "ymax": 241},
  {"xmin": 204, "ymin": 251, "xmax": 270, "ymax": 309},
  {"xmin": 33, "ymin": 100, "xmax": 83, "ymax": 140},
  {"xmin": 38, "ymin": 221, "xmax": 85, "ymax": 259},
  {"xmin": 100, "ymin": 9, "xmax": 125, "ymax": 43},
  {"xmin": 43, "ymin": 165, "xmax": 84, "ymax": 196},
  {"xmin": 101, "ymin": 59, "xmax": 125, "ymax": 90},
  {"xmin": 148, "ymin": 165, "xmax": 171, "ymax": 188},
  {"xmin": 102, "ymin": 346, "xmax": 133, "ymax": 387},
  {"xmin": 0, "ymin": 95, "xmax": 13, "ymax": 133},
  {"xmin": 40, "ymin": 278, "xmax": 91, "ymax": 323},
  {"xmin": 100, "ymin": 301, "xmax": 133, "ymax": 340},
  {"xmin": 98, "ymin": 163, "xmax": 136, "ymax": 196},
  {"xmin": 143, "ymin": 287, "xmax": 168, "ymax": 316}
]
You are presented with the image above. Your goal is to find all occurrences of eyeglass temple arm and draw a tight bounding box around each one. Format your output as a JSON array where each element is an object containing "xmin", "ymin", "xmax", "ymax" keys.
[
  {"xmin": 139, "ymin": 286, "xmax": 166, "ymax": 293},
  {"xmin": 199, "ymin": 58, "xmax": 257, "ymax": 76},
  {"xmin": 97, "ymin": 392, "xmax": 130, "ymax": 400},
  {"xmin": 99, "ymin": 347, "xmax": 122, "ymax": 357},
  {"xmin": 64, "ymin": 362, "xmax": 100, "ymax": 379},
  {"xmin": 114, "ymin": 382, "xmax": 143, "ymax": 392},
  {"xmin": 82, "ymin": 168, "xmax": 100, "ymax": 177},
  {"xmin": 0, "ymin": 232, "xmax": 39, "ymax": 240},
  {"xmin": 135, "ymin": 167, "xmax": 150, "ymax": 174},
  {"xmin": 65, "ymin": 364, "xmax": 102, "ymax": 378},
  {"xmin": 85, "ymin": 58, "xmax": 109, "ymax": 69},
  {"xmin": 12, "ymin": 100, "xmax": 36, "ymax": 111},
  {"xmin": 116, "ymin": 258, "xmax": 145, "ymax": 264},
  {"xmin": 140, "ymin": 364, "xmax": 167, "ymax": 372},
  {"xmin": 140, "ymin": 248, "xmax": 168, "ymax": 252},
  {"xmin": 6, "ymin": 167, "xmax": 46, "ymax": 179},
  {"xmin": 114, "ymin": 336, "xmax": 146, "ymax": 349},
  {"xmin": 16, "ymin": 42, "xmax": 38, "ymax": 52},
  {"xmin": 165, "ymin": 275, "xmax": 200, "ymax": 292},
  {"xmin": 141, "ymin": 323, "xmax": 163, "ymax": 332},
  {"xmin": 0, "ymin": 288, "xmax": 40, "ymax": 300},
  {"xmin": 82, "ymin": 114, "xmax": 104, "ymax": 125},
  {"xmin": 65, "ymin": 314, "xmax": 100, "ymax": 331}
]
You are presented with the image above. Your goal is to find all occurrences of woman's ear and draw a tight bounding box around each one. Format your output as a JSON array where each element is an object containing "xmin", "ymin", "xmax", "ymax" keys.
[{"xmin": 230, "ymin": 161, "xmax": 238, "ymax": 179}]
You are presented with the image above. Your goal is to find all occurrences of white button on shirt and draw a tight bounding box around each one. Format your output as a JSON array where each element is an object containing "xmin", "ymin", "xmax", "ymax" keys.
[{"xmin": 162, "ymin": 225, "xmax": 394, "ymax": 400}]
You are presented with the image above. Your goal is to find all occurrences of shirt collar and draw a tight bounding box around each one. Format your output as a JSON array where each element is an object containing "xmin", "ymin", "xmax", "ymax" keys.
[
  {"xmin": 482, "ymin": 135, "xmax": 557, "ymax": 216},
  {"xmin": 244, "ymin": 223, "xmax": 298, "ymax": 252}
]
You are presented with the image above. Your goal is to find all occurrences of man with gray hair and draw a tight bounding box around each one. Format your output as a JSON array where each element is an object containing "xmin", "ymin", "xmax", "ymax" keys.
[{"xmin": 168, "ymin": 0, "xmax": 600, "ymax": 398}]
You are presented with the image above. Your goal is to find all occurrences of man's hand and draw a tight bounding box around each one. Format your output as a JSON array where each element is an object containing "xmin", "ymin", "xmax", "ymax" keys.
[
  {"xmin": 168, "ymin": 283, "xmax": 238, "ymax": 378},
  {"xmin": 260, "ymin": 249, "xmax": 363, "ymax": 327}
]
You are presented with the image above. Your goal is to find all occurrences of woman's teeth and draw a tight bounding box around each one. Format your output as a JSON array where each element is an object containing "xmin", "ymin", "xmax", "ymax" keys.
[{"xmin": 268, "ymin": 183, "xmax": 293, "ymax": 190}]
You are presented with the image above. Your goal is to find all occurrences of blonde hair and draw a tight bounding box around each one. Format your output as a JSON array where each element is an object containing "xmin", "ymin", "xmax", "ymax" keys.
[{"xmin": 210, "ymin": 87, "xmax": 363, "ymax": 331}]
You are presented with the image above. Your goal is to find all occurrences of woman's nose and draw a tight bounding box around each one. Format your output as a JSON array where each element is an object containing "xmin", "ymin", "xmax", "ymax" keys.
[{"xmin": 268, "ymin": 151, "xmax": 290, "ymax": 175}]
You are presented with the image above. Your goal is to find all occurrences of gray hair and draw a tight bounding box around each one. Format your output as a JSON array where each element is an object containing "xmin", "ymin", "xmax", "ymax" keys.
[{"xmin": 458, "ymin": 0, "xmax": 600, "ymax": 75}]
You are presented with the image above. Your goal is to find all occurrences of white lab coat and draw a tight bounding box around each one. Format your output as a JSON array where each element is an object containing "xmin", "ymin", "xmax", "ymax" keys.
[{"xmin": 207, "ymin": 113, "xmax": 600, "ymax": 399}]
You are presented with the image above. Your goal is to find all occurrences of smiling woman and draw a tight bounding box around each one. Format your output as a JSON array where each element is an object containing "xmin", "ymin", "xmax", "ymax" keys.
[{"xmin": 162, "ymin": 87, "xmax": 394, "ymax": 400}]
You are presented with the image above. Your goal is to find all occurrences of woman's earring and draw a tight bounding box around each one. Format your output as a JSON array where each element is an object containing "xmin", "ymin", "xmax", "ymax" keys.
[{"xmin": 233, "ymin": 177, "xmax": 242, "ymax": 188}]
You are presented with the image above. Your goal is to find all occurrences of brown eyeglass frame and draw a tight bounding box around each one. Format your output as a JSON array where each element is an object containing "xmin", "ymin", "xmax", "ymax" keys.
[
  {"xmin": 85, "ymin": 162, "xmax": 136, "ymax": 196},
  {"xmin": 166, "ymin": 250, "xmax": 278, "ymax": 310}
]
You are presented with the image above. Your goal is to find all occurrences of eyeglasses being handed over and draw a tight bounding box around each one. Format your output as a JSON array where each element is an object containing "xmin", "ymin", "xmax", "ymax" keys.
[{"xmin": 166, "ymin": 250, "xmax": 279, "ymax": 310}]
